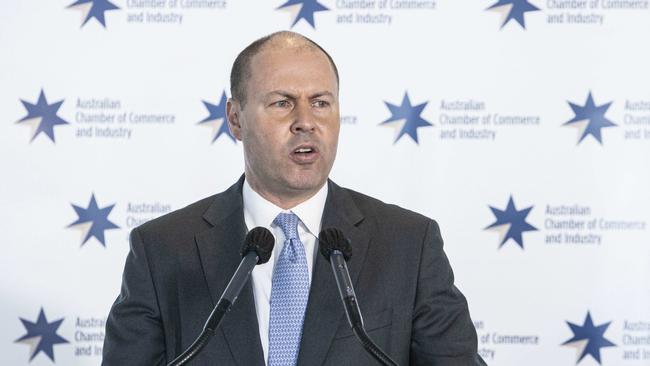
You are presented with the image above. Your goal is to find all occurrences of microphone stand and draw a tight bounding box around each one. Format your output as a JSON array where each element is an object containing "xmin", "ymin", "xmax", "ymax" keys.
[
  {"xmin": 317, "ymin": 228, "xmax": 400, "ymax": 366},
  {"xmin": 329, "ymin": 251, "xmax": 399, "ymax": 366},
  {"xmin": 167, "ymin": 227, "xmax": 274, "ymax": 366}
]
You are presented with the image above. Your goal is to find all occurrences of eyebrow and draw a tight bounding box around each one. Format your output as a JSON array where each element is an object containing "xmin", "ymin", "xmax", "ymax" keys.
[{"xmin": 265, "ymin": 90, "xmax": 335, "ymax": 99}]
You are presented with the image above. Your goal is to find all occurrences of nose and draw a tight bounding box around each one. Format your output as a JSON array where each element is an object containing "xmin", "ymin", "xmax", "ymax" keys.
[{"xmin": 290, "ymin": 101, "xmax": 316, "ymax": 135}]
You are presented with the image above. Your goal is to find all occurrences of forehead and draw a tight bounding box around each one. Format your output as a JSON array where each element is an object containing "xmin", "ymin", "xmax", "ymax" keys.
[{"xmin": 247, "ymin": 45, "xmax": 338, "ymax": 96}]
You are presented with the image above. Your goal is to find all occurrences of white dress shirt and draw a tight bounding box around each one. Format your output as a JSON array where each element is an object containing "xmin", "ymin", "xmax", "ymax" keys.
[{"xmin": 242, "ymin": 178, "xmax": 328, "ymax": 365}]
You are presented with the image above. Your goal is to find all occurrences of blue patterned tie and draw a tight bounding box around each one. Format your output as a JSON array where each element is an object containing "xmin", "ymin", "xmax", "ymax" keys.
[{"xmin": 268, "ymin": 213, "xmax": 310, "ymax": 366}]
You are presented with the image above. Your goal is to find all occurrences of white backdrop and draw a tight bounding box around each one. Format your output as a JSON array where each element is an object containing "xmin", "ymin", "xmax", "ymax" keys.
[{"xmin": 1, "ymin": 0, "xmax": 649, "ymax": 365}]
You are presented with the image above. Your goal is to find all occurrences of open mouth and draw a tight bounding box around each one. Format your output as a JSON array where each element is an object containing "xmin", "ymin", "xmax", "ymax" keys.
[
  {"xmin": 290, "ymin": 144, "xmax": 319, "ymax": 164},
  {"xmin": 295, "ymin": 147, "xmax": 314, "ymax": 153}
]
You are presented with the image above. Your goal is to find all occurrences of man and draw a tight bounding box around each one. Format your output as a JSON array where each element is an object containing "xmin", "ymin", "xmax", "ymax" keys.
[{"xmin": 103, "ymin": 31, "xmax": 486, "ymax": 366}]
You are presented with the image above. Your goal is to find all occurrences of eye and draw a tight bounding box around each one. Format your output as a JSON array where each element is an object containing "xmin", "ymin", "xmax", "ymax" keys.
[
  {"xmin": 272, "ymin": 100, "xmax": 292, "ymax": 108},
  {"xmin": 312, "ymin": 100, "xmax": 330, "ymax": 108}
]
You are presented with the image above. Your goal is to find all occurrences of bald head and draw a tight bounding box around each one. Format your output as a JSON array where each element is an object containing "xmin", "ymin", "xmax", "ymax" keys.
[{"xmin": 230, "ymin": 31, "xmax": 339, "ymax": 107}]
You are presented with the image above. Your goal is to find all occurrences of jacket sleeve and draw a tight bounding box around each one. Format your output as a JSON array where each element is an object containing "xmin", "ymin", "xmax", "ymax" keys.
[
  {"xmin": 410, "ymin": 220, "xmax": 487, "ymax": 366},
  {"xmin": 102, "ymin": 228, "xmax": 167, "ymax": 366}
]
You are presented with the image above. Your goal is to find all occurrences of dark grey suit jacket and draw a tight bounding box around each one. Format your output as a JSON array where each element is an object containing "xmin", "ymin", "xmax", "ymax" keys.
[{"xmin": 103, "ymin": 177, "xmax": 486, "ymax": 365}]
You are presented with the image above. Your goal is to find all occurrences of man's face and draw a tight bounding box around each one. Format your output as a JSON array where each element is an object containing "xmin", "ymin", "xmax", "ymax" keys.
[{"xmin": 227, "ymin": 44, "xmax": 340, "ymax": 205}]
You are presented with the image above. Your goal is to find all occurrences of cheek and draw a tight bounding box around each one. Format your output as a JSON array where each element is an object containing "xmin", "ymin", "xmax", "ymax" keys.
[
  {"xmin": 324, "ymin": 125, "xmax": 340, "ymax": 150},
  {"xmin": 244, "ymin": 128, "xmax": 286, "ymax": 163}
]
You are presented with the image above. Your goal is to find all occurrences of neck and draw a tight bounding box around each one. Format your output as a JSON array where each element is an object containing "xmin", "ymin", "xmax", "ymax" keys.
[{"xmin": 245, "ymin": 176, "xmax": 323, "ymax": 210}]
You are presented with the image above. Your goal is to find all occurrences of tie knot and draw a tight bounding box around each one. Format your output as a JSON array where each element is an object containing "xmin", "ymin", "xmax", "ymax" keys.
[{"xmin": 273, "ymin": 212, "xmax": 300, "ymax": 241}]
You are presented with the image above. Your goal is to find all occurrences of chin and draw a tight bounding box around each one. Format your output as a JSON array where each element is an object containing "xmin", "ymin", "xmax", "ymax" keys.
[{"xmin": 284, "ymin": 175, "xmax": 327, "ymax": 193}]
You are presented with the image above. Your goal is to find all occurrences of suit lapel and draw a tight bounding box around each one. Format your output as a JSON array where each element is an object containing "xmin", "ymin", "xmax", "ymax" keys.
[
  {"xmin": 194, "ymin": 177, "xmax": 265, "ymax": 366},
  {"xmin": 297, "ymin": 181, "xmax": 370, "ymax": 366}
]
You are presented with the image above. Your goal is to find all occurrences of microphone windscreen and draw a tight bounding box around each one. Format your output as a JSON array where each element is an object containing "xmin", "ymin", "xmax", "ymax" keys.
[
  {"xmin": 318, "ymin": 227, "xmax": 352, "ymax": 262},
  {"xmin": 241, "ymin": 227, "xmax": 275, "ymax": 264}
]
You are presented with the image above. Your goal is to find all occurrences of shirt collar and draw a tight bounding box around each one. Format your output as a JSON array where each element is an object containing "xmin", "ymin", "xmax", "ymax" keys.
[{"xmin": 242, "ymin": 178, "xmax": 328, "ymax": 236}]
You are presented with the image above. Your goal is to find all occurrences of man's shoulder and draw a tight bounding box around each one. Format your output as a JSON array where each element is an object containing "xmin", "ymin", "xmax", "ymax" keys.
[
  {"xmin": 136, "ymin": 178, "xmax": 243, "ymax": 238},
  {"xmin": 335, "ymin": 184, "xmax": 442, "ymax": 262},
  {"xmin": 337, "ymin": 184, "xmax": 434, "ymax": 228},
  {"xmin": 135, "ymin": 194, "xmax": 218, "ymax": 238}
]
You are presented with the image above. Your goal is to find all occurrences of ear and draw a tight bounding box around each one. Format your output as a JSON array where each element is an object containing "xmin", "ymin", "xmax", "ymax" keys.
[{"xmin": 226, "ymin": 98, "xmax": 243, "ymax": 141}]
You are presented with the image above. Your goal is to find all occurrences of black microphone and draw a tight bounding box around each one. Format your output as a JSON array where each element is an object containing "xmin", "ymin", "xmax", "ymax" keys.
[
  {"xmin": 167, "ymin": 227, "xmax": 274, "ymax": 366},
  {"xmin": 318, "ymin": 228, "xmax": 399, "ymax": 366}
]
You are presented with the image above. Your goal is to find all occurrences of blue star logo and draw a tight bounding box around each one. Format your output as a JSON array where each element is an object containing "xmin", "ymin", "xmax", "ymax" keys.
[
  {"xmin": 485, "ymin": 195, "xmax": 537, "ymax": 249},
  {"xmin": 199, "ymin": 91, "xmax": 236, "ymax": 143},
  {"xmin": 562, "ymin": 311, "xmax": 616, "ymax": 364},
  {"xmin": 380, "ymin": 92, "xmax": 433, "ymax": 144},
  {"xmin": 67, "ymin": 0, "xmax": 120, "ymax": 28},
  {"xmin": 487, "ymin": 0, "xmax": 540, "ymax": 29},
  {"xmin": 564, "ymin": 91, "xmax": 617, "ymax": 145},
  {"xmin": 67, "ymin": 193, "xmax": 120, "ymax": 247},
  {"xmin": 15, "ymin": 308, "xmax": 69, "ymax": 362},
  {"xmin": 277, "ymin": 0, "xmax": 329, "ymax": 28},
  {"xmin": 17, "ymin": 89, "xmax": 69, "ymax": 143}
]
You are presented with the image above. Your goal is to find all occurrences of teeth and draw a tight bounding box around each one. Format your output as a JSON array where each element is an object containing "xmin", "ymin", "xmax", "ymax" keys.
[{"xmin": 296, "ymin": 148, "xmax": 312, "ymax": 153}]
